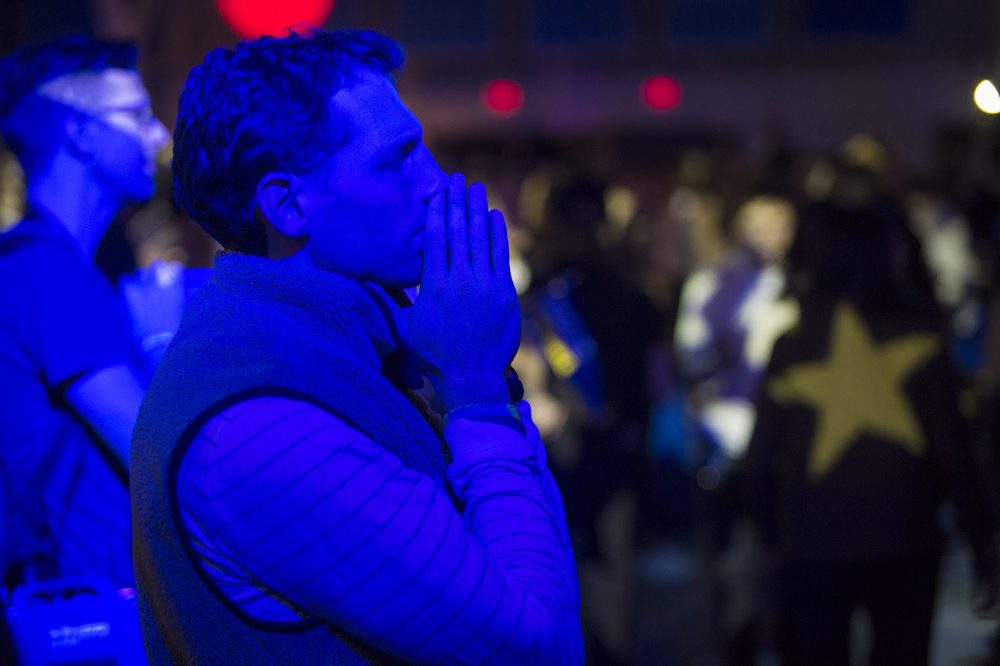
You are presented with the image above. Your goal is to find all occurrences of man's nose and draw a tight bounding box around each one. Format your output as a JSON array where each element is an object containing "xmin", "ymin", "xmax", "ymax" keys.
[
  {"xmin": 419, "ymin": 146, "xmax": 448, "ymax": 202},
  {"xmin": 146, "ymin": 118, "xmax": 170, "ymax": 152}
]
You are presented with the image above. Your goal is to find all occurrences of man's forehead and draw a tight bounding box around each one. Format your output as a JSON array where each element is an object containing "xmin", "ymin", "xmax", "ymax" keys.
[
  {"xmin": 331, "ymin": 70, "xmax": 420, "ymax": 145},
  {"xmin": 35, "ymin": 68, "xmax": 149, "ymax": 113}
]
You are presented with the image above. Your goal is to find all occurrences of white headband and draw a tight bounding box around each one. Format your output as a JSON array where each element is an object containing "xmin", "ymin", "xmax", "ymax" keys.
[{"xmin": 35, "ymin": 68, "xmax": 143, "ymax": 115}]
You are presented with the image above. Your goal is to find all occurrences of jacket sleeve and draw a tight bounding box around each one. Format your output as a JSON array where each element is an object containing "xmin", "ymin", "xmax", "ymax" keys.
[{"xmin": 176, "ymin": 395, "xmax": 583, "ymax": 665}]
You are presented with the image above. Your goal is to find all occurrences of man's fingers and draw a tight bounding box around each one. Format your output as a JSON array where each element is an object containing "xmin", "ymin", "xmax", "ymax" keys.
[
  {"xmin": 468, "ymin": 182, "xmax": 491, "ymax": 275},
  {"xmin": 422, "ymin": 190, "xmax": 447, "ymax": 284},
  {"xmin": 446, "ymin": 174, "xmax": 469, "ymax": 272},
  {"xmin": 489, "ymin": 208, "xmax": 512, "ymax": 284}
]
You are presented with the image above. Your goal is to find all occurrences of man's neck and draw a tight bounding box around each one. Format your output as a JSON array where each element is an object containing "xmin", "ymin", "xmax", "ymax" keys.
[{"xmin": 27, "ymin": 154, "xmax": 120, "ymax": 259}]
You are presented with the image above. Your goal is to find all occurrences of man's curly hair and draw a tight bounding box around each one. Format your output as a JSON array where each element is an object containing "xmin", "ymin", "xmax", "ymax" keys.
[{"xmin": 172, "ymin": 29, "xmax": 404, "ymax": 256}]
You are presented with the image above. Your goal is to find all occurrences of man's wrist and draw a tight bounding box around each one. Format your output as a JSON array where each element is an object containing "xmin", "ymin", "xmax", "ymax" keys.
[
  {"xmin": 444, "ymin": 402, "xmax": 526, "ymax": 436},
  {"xmin": 435, "ymin": 367, "xmax": 523, "ymax": 412},
  {"xmin": 436, "ymin": 376, "xmax": 509, "ymax": 412}
]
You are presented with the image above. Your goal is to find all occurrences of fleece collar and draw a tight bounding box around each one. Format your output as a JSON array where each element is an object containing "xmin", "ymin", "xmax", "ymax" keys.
[{"xmin": 211, "ymin": 252, "xmax": 399, "ymax": 370}]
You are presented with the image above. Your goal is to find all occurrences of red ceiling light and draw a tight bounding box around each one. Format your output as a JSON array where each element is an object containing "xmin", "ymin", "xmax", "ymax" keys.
[
  {"xmin": 215, "ymin": 0, "xmax": 336, "ymax": 39},
  {"xmin": 481, "ymin": 79, "xmax": 524, "ymax": 117},
  {"xmin": 640, "ymin": 75, "xmax": 682, "ymax": 112}
]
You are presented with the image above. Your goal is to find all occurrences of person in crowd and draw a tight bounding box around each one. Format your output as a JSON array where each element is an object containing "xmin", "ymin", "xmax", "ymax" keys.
[
  {"xmin": 674, "ymin": 193, "xmax": 799, "ymax": 470},
  {"xmin": 131, "ymin": 29, "xmax": 583, "ymax": 664},
  {"xmin": 672, "ymin": 192, "xmax": 799, "ymax": 662},
  {"xmin": 0, "ymin": 35, "xmax": 170, "ymax": 595},
  {"xmin": 744, "ymin": 201, "xmax": 998, "ymax": 664},
  {"xmin": 522, "ymin": 173, "xmax": 661, "ymax": 663}
]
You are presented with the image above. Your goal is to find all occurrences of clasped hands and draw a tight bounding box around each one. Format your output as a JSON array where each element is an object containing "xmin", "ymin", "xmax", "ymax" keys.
[{"xmin": 386, "ymin": 174, "xmax": 521, "ymax": 413}]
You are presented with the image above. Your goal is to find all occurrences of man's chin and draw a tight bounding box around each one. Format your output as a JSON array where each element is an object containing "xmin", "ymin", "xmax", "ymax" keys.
[
  {"xmin": 384, "ymin": 259, "xmax": 422, "ymax": 289},
  {"xmin": 380, "ymin": 273, "xmax": 420, "ymax": 290}
]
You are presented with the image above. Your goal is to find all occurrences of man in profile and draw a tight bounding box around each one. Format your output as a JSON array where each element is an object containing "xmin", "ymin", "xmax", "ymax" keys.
[
  {"xmin": 0, "ymin": 36, "xmax": 169, "ymax": 595},
  {"xmin": 132, "ymin": 29, "xmax": 583, "ymax": 663}
]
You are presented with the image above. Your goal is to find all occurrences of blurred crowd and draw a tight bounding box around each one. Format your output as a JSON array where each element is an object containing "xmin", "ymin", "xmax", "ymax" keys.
[{"xmin": 437, "ymin": 128, "xmax": 1000, "ymax": 664}]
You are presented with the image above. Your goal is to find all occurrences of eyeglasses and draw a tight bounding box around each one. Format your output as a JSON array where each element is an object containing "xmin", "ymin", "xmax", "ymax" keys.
[{"xmin": 92, "ymin": 105, "xmax": 159, "ymax": 134}]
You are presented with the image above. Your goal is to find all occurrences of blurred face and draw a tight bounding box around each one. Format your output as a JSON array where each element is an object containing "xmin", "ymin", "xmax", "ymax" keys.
[
  {"xmin": 735, "ymin": 196, "xmax": 796, "ymax": 263},
  {"xmin": 298, "ymin": 70, "xmax": 447, "ymax": 287},
  {"xmin": 39, "ymin": 68, "xmax": 169, "ymax": 203},
  {"xmin": 87, "ymin": 70, "xmax": 170, "ymax": 203}
]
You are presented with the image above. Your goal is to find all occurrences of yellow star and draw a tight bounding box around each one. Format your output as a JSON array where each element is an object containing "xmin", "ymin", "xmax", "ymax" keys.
[{"xmin": 767, "ymin": 302, "xmax": 940, "ymax": 481}]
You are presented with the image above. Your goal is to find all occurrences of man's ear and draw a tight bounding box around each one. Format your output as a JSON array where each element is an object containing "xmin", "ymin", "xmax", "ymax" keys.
[
  {"xmin": 64, "ymin": 115, "xmax": 96, "ymax": 161},
  {"xmin": 256, "ymin": 172, "xmax": 309, "ymax": 238}
]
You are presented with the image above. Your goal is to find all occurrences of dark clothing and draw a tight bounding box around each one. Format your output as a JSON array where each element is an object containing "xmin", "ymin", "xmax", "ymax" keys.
[
  {"xmin": 522, "ymin": 263, "xmax": 659, "ymax": 663},
  {"xmin": 559, "ymin": 265, "xmax": 659, "ymax": 433},
  {"xmin": 131, "ymin": 253, "xmax": 446, "ymax": 664},
  {"xmin": 746, "ymin": 296, "xmax": 995, "ymax": 664},
  {"xmin": 525, "ymin": 265, "xmax": 659, "ymax": 559},
  {"xmin": 747, "ymin": 298, "xmax": 992, "ymax": 563},
  {"xmin": 780, "ymin": 554, "xmax": 940, "ymax": 666},
  {"xmin": 0, "ymin": 214, "xmax": 133, "ymax": 587}
]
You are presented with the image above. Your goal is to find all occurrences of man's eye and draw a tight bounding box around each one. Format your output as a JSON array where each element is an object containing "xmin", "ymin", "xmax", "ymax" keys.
[{"xmin": 390, "ymin": 140, "xmax": 419, "ymax": 165}]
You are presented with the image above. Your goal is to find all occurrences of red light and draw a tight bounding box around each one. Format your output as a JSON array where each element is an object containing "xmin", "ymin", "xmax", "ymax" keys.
[
  {"xmin": 215, "ymin": 0, "xmax": 336, "ymax": 39},
  {"xmin": 481, "ymin": 79, "xmax": 524, "ymax": 117},
  {"xmin": 640, "ymin": 75, "xmax": 682, "ymax": 112}
]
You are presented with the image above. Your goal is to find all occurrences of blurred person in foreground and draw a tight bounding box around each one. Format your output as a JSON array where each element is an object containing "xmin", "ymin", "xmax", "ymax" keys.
[
  {"xmin": 744, "ymin": 201, "xmax": 998, "ymax": 665},
  {"xmin": 131, "ymin": 29, "xmax": 582, "ymax": 664},
  {"xmin": 0, "ymin": 35, "xmax": 170, "ymax": 599}
]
